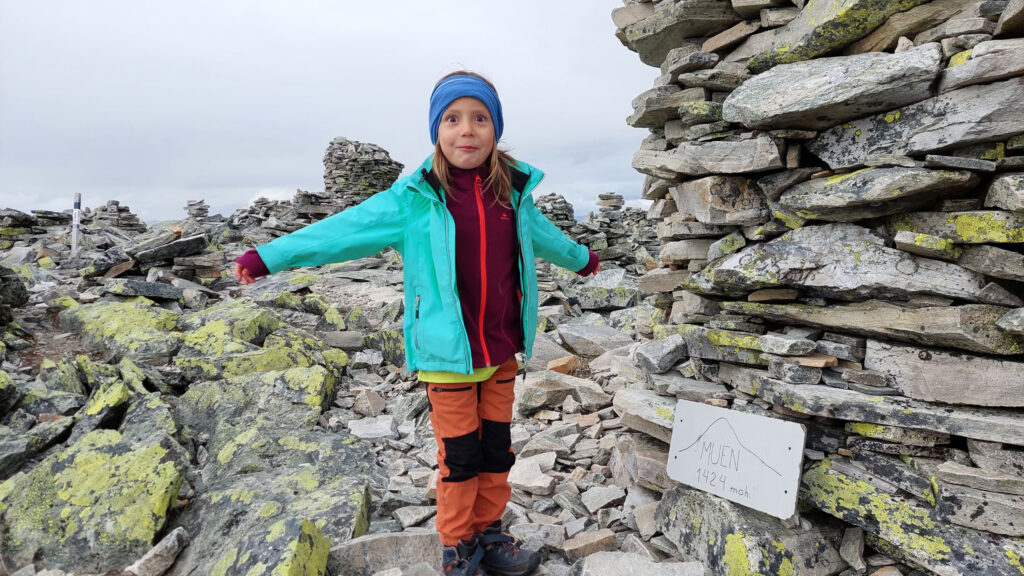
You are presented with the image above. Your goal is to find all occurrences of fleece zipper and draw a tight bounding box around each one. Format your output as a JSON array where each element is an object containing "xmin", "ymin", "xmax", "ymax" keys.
[{"xmin": 473, "ymin": 174, "xmax": 492, "ymax": 366}]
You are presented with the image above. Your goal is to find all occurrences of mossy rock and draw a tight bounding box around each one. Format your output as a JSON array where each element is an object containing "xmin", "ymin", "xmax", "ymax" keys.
[
  {"xmin": 0, "ymin": 417, "xmax": 75, "ymax": 478},
  {"xmin": 39, "ymin": 359, "xmax": 87, "ymax": 396},
  {"xmin": 176, "ymin": 364, "xmax": 341, "ymax": 439},
  {"xmin": 0, "ymin": 429, "xmax": 188, "ymax": 573},
  {"xmin": 179, "ymin": 298, "xmax": 281, "ymax": 339},
  {"xmin": 16, "ymin": 386, "xmax": 85, "ymax": 417},
  {"xmin": 68, "ymin": 377, "xmax": 134, "ymax": 443},
  {"xmin": 316, "ymin": 305, "xmax": 347, "ymax": 331},
  {"xmin": 0, "ymin": 370, "xmax": 21, "ymax": 416},
  {"xmin": 169, "ymin": 422, "xmax": 378, "ymax": 576},
  {"xmin": 174, "ymin": 329, "xmax": 323, "ymax": 383},
  {"xmin": 57, "ymin": 299, "xmax": 182, "ymax": 365},
  {"xmin": 119, "ymin": 393, "xmax": 177, "ymax": 445},
  {"xmin": 362, "ymin": 328, "xmax": 405, "ymax": 367}
]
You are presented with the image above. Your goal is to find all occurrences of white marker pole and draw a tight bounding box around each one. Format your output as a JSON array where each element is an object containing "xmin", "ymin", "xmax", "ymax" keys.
[{"xmin": 71, "ymin": 193, "xmax": 81, "ymax": 256}]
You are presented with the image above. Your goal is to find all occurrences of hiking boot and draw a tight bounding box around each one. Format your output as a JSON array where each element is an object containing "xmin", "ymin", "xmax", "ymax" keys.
[
  {"xmin": 442, "ymin": 535, "xmax": 489, "ymax": 576},
  {"xmin": 478, "ymin": 521, "xmax": 541, "ymax": 576}
]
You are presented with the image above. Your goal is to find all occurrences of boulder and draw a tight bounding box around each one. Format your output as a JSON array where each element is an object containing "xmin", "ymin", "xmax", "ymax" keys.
[
  {"xmin": 889, "ymin": 210, "xmax": 1024, "ymax": 244},
  {"xmin": 556, "ymin": 323, "xmax": 634, "ymax": 357},
  {"xmin": 656, "ymin": 486, "xmax": 845, "ymax": 575},
  {"xmin": 568, "ymin": 552, "xmax": 702, "ymax": 576},
  {"xmin": 685, "ymin": 223, "xmax": 989, "ymax": 302},
  {"xmin": 985, "ymin": 172, "xmax": 1024, "ymax": 212},
  {"xmin": 724, "ymin": 43, "xmax": 941, "ymax": 129},
  {"xmin": 633, "ymin": 134, "xmax": 784, "ymax": 178},
  {"xmin": 808, "ymin": 77, "xmax": 1024, "ymax": 169},
  {"xmin": 612, "ymin": 389, "xmax": 675, "ymax": 444},
  {"xmin": 669, "ymin": 176, "xmax": 768, "ymax": 226},
  {"xmin": 328, "ymin": 529, "xmax": 443, "ymax": 576},
  {"xmin": 57, "ymin": 299, "xmax": 182, "ymax": 365},
  {"xmin": 777, "ymin": 167, "xmax": 978, "ymax": 221},
  {"xmin": 723, "ymin": 300, "xmax": 1024, "ymax": 356},
  {"xmin": 940, "ymin": 39, "xmax": 1024, "ymax": 93},
  {"xmin": 0, "ymin": 430, "xmax": 188, "ymax": 573},
  {"xmin": 803, "ymin": 459, "xmax": 1024, "ymax": 576},
  {"xmin": 864, "ymin": 340, "xmax": 1024, "ymax": 407}
]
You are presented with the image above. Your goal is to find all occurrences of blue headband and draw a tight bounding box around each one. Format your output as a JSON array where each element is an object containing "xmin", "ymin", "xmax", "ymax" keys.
[{"xmin": 428, "ymin": 75, "xmax": 504, "ymax": 145}]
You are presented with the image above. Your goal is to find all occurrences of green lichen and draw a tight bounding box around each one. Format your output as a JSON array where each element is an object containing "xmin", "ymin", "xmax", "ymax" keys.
[
  {"xmin": 218, "ymin": 427, "xmax": 261, "ymax": 464},
  {"xmin": 259, "ymin": 501, "xmax": 282, "ymax": 518},
  {"xmin": 270, "ymin": 519, "xmax": 330, "ymax": 576},
  {"xmin": 322, "ymin": 306, "xmax": 346, "ymax": 330},
  {"xmin": 883, "ymin": 111, "xmax": 901, "ymax": 123},
  {"xmin": 211, "ymin": 547, "xmax": 239, "ymax": 576},
  {"xmin": 803, "ymin": 459, "xmax": 952, "ymax": 560},
  {"xmin": 948, "ymin": 49, "xmax": 973, "ymax": 67},
  {"xmin": 83, "ymin": 379, "xmax": 130, "ymax": 416},
  {"xmin": 279, "ymin": 436, "xmax": 323, "ymax": 453}
]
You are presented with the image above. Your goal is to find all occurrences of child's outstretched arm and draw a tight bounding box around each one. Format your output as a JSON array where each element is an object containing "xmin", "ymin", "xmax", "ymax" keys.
[
  {"xmin": 523, "ymin": 199, "xmax": 600, "ymax": 276},
  {"xmin": 233, "ymin": 183, "xmax": 408, "ymax": 282}
]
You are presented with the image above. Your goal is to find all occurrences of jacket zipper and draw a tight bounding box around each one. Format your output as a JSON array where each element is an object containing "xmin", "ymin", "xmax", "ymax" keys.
[
  {"xmin": 414, "ymin": 294, "xmax": 420, "ymax": 350},
  {"xmin": 473, "ymin": 175, "xmax": 492, "ymax": 367},
  {"xmin": 437, "ymin": 182, "xmax": 474, "ymax": 372}
]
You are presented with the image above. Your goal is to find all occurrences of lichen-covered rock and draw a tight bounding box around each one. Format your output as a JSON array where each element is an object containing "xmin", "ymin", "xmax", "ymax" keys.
[
  {"xmin": 801, "ymin": 459, "xmax": 1024, "ymax": 576},
  {"xmin": 727, "ymin": 0, "xmax": 932, "ymax": 73},
  {"xmin": 778, "ymin": 167, "xmax": 977, "ymax": 221},
  {"xmin": 16, "ymin": 386, "xmax": 85, "ymax": 417},
  {"xmin": 724, "ymin": 43, "xmax": 941, "ymax": 129},
  {"xmin": 669, "ymin": 176, "xmax": 768, "ymax": 226},
  {"xmin": 175, "ymin": 329, "xmax": 323, "ymax": 382},
  {"xmin": 808, "ymin": 77, "xmax": 1024, "ymax": 169},
  {"xmin": 0, "ymin": 369, "xmax": 20, "ymax": 416},
  {"xmin": 633, "ymin": 134, "xmax": 784, "ymax": 178},
  {"xmin": 655, "ymin": 486, "xmax": 846, "ymax": 576},
  {"xmin": 69, "ymin": 376, "xmax": 134, "ymax": 442},
  {"xmin": 178, "ymin": 298, "xmax": 282, "ymax": 357},
  {"xmin": 889, "ymin": 210, "xmax": 1024, "ymax": 244},
  {"xmin": 0, "ymin": 430, "xmax": 188, "ymax": 573},
  {"xmin": 685, "ymin": 223, "xmax": 989, "ymax": 302},
  {"xmin": 57, "ymin": 298, "xmax": 182, "ymax": 365},
  {"xmin": 38, "ymin": 358, "xmax": 87, "ymax": 396},
  {"xmin": 176, "ymin": 364, "xmax": 342, "ymax": 439},
  {"xmin": 169, "ymin": 422, "xmax": 378, "ymax": 576},
  {"xmin": 566, "ymin": 269, "xmax": 638, "ymax": 311}
]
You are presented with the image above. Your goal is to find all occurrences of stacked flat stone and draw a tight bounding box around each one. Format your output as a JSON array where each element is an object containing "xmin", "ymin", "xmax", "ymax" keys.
[
  {"xmin": 578, "ymin": 194, "xmax": 661, "ymax": 274},
  {"xmin": 86, "ymin": 200, "xmax": 146, "ymax": 232},
  {"xmin": 322, "ymin": 137, "xmax": 404, "ymax": 213},
  {"xmin": 616, "ymin": 0, "xmax": 1024, "ymax": 573},
  {"xmin": 185, "ymin": 200, "xmax": 209, "ymax": 219},
  {"xmin": 535, "ymin": 193, "xmax": 580, "ymax": 235},
  {"xmin": 228, "ymin": 197, "xmax": 295, "ymax": 233}
]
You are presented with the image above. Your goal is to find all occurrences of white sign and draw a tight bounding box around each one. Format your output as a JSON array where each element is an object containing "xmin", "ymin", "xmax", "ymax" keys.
[{"xmin": 666, "ymin": 400, "xmax": 806, "ymax": 519}]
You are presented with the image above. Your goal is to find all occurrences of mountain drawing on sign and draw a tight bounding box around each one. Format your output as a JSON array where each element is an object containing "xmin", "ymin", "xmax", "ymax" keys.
[{"xmin": 676, "ymin": 417, "xmax": 783, "ymax": 477}]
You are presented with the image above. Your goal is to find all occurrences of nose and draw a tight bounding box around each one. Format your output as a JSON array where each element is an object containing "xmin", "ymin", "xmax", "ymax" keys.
[{"xmin": 459, "ymin": 119, "xmax": 475, "ymax": 137}]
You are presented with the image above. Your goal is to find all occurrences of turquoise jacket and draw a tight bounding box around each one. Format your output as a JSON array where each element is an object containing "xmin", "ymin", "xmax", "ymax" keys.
[{"xmin": 257, "ymin": 155, "xmax": 591, "ymax": 374}]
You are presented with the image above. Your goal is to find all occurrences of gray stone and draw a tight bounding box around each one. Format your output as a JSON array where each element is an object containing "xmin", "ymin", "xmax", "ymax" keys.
[
  {"xmin": 581, "ymin": 485, "xmax": 627, "ymax": 514},
  {"xmin": 556, "ymin": 324, "xmax": 634, "ymax": 358},
  {"xmin": 968, "ymin": 440, "xmax": 1024, "ymax": 477},
  {"xmin": 924, "ymin": 154, "xmax": 997, "ymax": 172},
  {"xmin": 621, "ymin": 1, "xmax": 741, "ymax": 67},
  {"xmin": 864, "ymin": 340, "xmax": 1024, "ymax": 407},
  {"xmin": 937, "ymin": 461, "xmax": 1024, "ymax": 495},
  {"xmin": 633, "ymin": 334, "xmax": 687, "ymax": 374},
  {"xmin": 768, "ymin": 356, "xmax": 822, "ymax": 384},
  {"xmin": 633, "ymin": 134, "xmax": 784, "ymax": 179},
  {"xmin": 669, "ymin": 176, "xmax": 768, "ymax": 226},
  {"xmin": 509, "ymin": 458, "xmax": 555, "ymax": 496},
  {"xmin": 677, "ymin": 66, "xmax": 752, "ymax": 91},
  {"xmin": 103, "ymin": 278, "xmax": 185, "ymax": 301},
  {"xmin": 628, "ymin": 86, "xmax": 698, "ymax": 128},
  {"xmin": 915, "ymin": 16, "xmax": 995, "ymax": 44},
  {"xmin": 686, "ymin": 223, "xmax": 989, "ymax": 302},
  {"xmin": 656, "ymin": 218, "xmax": 734, "ymax": 240},
  {"xmin": 756, "ymin": 168, "xmax": 819, "ymax": 201},
  {"xmin": 979, "ymin": 282, "xmax": 1023, "ymax": 308},
  {"xmin": 392, "ymin": 506, "xmax": 436, "ymax": 529},
  {"xmin": 706, "ymin": 231, "xmax": 747, "ymax": 261},
  {"xmin": 656, "ymin": 486, "xmax": 845, "ymax": 575},
  {"xmin": 612, "ymin": 389, "xmax": 675, "ymax": 444},
  {"xmin": 997, "ymin": 308, "xmax": 1024, "ymax": 336},
  {"xmin": 567, "ymin": 552, "xmax": 702, "ymax": 576},
  {"xmin": 756, "ymin": 378, "xmax": 1024, "ymax": 445},
  {"xmin": 985, "ymin": 172, "xmax": 1024, "ymax": 211},
  {"xmin": 327, "ymin": 529, "xmax": 443, "ymax": 576},
  {"xmin": 509, "ymin": 523, "xmax": 565, "ymax": 552},
  {"xmin": 611, "ymin": 3, "xmax": 656, "ymax": 29},
  {"xmin": 664, "ymin": 49, "xmax": 721, "ymax": 81},
  {"xmin": 723, "ymin": 43, "xmax": 941, "ymax": 130},
  {"xmin": 778, "ymin": 167, "xmax": 978, "ymax": 221},
  {"xmin": 131, "ymin": 234, "xmax": 209, "ymax": 263},
  {"xmin": 839, "ymin": 528, "xmax": 866, "ymax": 573},
  {"xmin": 659, "ymin": 323, "xmax": 767, "ymax": 366},
  {"xmin": 637, "ymin": 268, "xmax": 691, "ymax": 293},
  {"xmin": 890, "ymin": 210, "xmax": 1024, "ymax": 244},
  {"xmin": 937, "ymin": 38, "xmax": 1024, "ymax": 91},
  {"xmin": 759, "ymin": 332, "xmax": 816, "ymax": 356},
  {"xmin": 348, "ymin": 415, "xmax": 398, "ymax": 441},
  {"xmin": 609, "ymin": 434, "xmax": 672, "ymax": 492},
  {"xmin": 893, "ymin": 230, "xmax": 962, "ymax": 262},
  {"xmin": 562, "ymin": 529, "xmax": 618, "ymax": 563},
  {"xmin": 997, "ymin": 0, "xmax": 1024, "ymax": 35},
  {"xmin": 808, "ymin": 77, "xmax": 1024, "ymax": 169},
  {"xmin": 935, "ymin": 483, "xmax": 1024, "ymax": 536},
  {"xmin": 517, "ymin": 370, "xmax": 612, "ymax": 415}
]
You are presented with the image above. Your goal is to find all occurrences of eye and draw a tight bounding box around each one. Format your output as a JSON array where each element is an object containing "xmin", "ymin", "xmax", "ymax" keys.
[
  {"xmin": 444, "ymin": 114, "xmax": 458, "ymax": 123},
  {"xmin": 474, "ymin": 114, "xmax": 489, "ymax": 123}
]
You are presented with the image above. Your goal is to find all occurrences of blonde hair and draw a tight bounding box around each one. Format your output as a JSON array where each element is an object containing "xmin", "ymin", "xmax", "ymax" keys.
[{"xmin": 431, "ymin": 70, "xmax": 516, "ymax": 207}]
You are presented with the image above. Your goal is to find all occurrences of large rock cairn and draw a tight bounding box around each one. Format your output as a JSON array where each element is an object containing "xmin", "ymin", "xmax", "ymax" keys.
[
  {"xmin": 614, "ymin": 0, "xmax": 1024, "ymax": 574},
  {"xmin": 582, "ymin": 193, "xmax": 662, "ymax": 274},
  {"xmin": 320, "ymin": 137, "xmax": 404, "ymax": 214}
]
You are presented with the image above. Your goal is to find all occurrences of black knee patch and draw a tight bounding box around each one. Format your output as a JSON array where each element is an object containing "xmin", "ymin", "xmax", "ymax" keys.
[
  {"xmin": 480, "ymin": 419, "xmax": 515, "ymax": 473},
  {"xmin": 442, "ymin": 429, "xmax": 482, "ymax": 482}
]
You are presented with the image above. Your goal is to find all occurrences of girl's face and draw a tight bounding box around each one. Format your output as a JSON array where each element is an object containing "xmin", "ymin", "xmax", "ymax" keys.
[{"xmin": 437, "ymin": 96, "xmax": 495, "ymax": 170}]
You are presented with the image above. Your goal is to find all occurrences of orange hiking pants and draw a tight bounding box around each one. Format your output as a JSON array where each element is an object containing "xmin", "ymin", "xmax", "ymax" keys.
[{"xmin": 424, "ymin": 358, "xmax": 518, "ymax": 546}]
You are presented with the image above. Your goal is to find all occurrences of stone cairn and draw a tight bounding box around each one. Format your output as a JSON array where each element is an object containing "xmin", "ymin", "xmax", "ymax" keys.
[
  {"xmin": 185, "ymin": 199, "xmax": 210, "ymax": 220},
  {"xmin": 581, "ymin": 193, "xmax": 662, "ymax": 274},
  {"xmin": 86, "ymin": 200, "xmax": 146, "ymax": 232},
  {"xmin": 319, "ymin": 137, "xmax": 404, "ymax": 215},
  {"xmin": 612, "ymin": 0, "xmax": 1024, "ymax": 574}
]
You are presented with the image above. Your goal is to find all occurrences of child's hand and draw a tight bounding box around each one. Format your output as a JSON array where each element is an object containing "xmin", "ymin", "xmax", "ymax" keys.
[{"xmin": 234, "ymin": 262, "xmax": 255, "ymax": 285}]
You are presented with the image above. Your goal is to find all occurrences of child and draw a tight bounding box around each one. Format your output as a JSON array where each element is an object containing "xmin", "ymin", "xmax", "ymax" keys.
[{"xmin": 234, "ymin": 71, "xmax": 600, "ymax": 576}]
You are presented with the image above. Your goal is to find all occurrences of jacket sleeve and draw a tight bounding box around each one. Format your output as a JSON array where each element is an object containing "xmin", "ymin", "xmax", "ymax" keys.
[
  {"xmin": 256, "ymin": 183, "xmax": 407, "ymax": 274},
  {"xmin": 523, "ymin": 198, "xmax": 591, "ymax": 273}
]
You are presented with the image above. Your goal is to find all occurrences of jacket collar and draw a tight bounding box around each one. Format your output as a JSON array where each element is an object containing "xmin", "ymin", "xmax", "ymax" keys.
[{"xmin": 412, "ymin": 154, "xmax": 543, "ymax": 205}]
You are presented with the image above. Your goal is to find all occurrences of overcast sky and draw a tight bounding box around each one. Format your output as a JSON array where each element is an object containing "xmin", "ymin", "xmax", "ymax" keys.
[{"xmin": 0, "ymin": 1, "xmax": 656, "ymax": 223}]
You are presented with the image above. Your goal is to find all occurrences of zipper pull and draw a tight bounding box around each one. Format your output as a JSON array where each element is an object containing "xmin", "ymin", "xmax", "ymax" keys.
[
  {"xmin": 475, "ymin": 174, "xmax": 483, "ymax": 198},
  {"xmin": 415, "ymin": 294, "xmax": 420, "ymax": 318}
]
